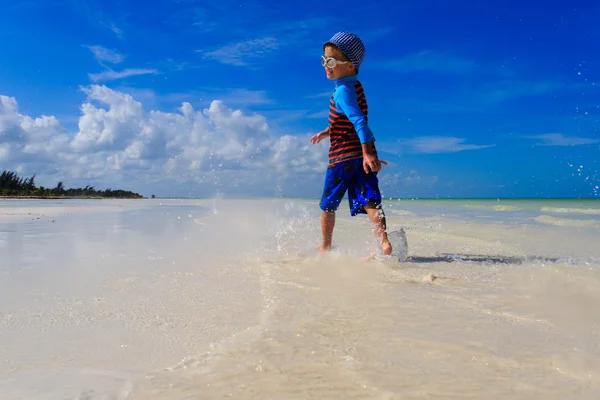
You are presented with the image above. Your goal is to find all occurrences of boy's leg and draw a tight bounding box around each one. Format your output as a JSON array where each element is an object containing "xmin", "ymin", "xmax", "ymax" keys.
[
  {"xmin": 347, "ymin": 162, "xmax": 393, "ymax": 256},
  {"xmin": 365, "ymin": 205, "xmax": 392, "ymax": 255},
  {"xmin": 319, "ymin": 163, "xmax": 349, "ymax": 252},
  {"xmin": 320, "ymin": 210, "xmax": 335, "ymax": 252}
]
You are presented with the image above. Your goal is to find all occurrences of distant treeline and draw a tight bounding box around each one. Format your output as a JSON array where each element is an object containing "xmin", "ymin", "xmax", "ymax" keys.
[{"xmin": 0, "ymin": 170, "xmax": 143, "ymax": 199}]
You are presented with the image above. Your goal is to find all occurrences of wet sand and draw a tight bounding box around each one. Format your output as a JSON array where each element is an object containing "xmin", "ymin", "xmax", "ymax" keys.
[{"xmin": 1, "ymin": 198, "xmax": 599, "ymax": 399}]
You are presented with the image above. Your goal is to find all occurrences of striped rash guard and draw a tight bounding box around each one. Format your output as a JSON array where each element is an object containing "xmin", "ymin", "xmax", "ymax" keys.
[{"xmin": 327, "ymin": 75, "xmax": 377, "ymax": 166}]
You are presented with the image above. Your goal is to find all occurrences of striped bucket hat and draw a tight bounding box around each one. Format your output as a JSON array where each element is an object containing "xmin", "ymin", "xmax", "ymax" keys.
[{"xmin": 323, "ymin": 31, "xmax": 366, "ymax": 72}]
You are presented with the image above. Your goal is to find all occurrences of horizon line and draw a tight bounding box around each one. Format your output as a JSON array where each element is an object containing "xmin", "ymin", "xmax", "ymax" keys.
[{"xmin": 146, "ymin": 196, "xmax": 600, "ymax": 201}]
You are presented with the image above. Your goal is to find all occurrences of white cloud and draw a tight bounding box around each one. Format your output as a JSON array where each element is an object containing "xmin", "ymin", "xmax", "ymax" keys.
[
  {"xmin": 109, "ymin": 23, "xmax": 123, "ymax": 38},
  {"xmin": 199, "ymin": 37, "xmax": 279, "ymax": 66},
  {"xmin": 169, "ymin": 88, "xmax": 273, "ymax": 106},
  {"xmin": 88, "ymin": 68, "xmax": 158, "ymax": 82},
  {"xmin": 382, "ymin": 170, "xmax": 437, "ymax": 187},
  {"xmin": 0, "ymin": 86, "xmax": 328, "ymax": 197},
  {"xmin": 478, "ymin": 80, "xmax": 565, "ymax": 103},
  {"xmin": 306, "ymin": 91, "xmax": 333, "ymax": 99},
  {"xmin": 0, "ymin": 95, "xmax": 70, "ymax": 175},
  {"xmin": 85, "ymin": 46, "xmax": 157, "ymax": 83},
  {"xmin": 401, "ymin": 136, "xmax": 495, "ymax": 154},
  {"xmin": 526, "ymin": 133, "xmax": 599, "ymax": 146},
  {"xmin": 85, "ymin": 45, "xmax": 125, "ymax": 64},
  {"xmin": 214, "ymin": 89, "xmax": 273, "ymax": 106}
]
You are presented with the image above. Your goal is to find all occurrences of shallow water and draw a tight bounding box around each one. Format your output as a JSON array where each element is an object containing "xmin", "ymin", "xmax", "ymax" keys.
[{"xmin": 1, "ymin": 198, "xmax": 599, "ymax": 399}]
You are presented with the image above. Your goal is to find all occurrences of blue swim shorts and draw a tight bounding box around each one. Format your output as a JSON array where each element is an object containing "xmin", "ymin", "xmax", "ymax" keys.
[{"xmin": 319, "ymin": 158, "xmax": 382, "ymax": 216}]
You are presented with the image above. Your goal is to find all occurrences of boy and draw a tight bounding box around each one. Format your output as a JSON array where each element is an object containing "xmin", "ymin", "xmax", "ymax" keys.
[{"xmin": 309, "ymin": 31, "xmax": 392, "ymax": 257}]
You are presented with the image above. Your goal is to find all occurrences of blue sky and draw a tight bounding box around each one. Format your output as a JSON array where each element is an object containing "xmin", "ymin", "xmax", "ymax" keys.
[{"xmin": 1, "ymin": 0, "xmax": 599, "ymax": 198}]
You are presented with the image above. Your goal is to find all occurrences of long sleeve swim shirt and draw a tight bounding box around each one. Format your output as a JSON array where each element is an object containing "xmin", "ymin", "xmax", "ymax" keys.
[{"xmin": 333, "ymin": 75, "xmax": 376, "ymax": 144}]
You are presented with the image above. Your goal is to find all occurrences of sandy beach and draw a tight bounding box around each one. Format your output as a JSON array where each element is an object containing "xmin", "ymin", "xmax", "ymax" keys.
[{"xmin": 1, "ymin": 198, "xmax": 599, "ymax": 399}]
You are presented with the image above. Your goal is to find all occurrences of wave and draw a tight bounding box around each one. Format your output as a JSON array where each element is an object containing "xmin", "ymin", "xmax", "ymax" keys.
[
  {"xmin": 388, "ymin": 209, "xmax": 414, "ymax": 216},
  {"xmin": 541, "ymin": 207, "xmax": 600, "ymax": 215},
  {"xmin": 535, "ymin": 215, "xmax": 600, "ymax": 228},
  {"xmin": 465, "ymin": 205, "xmax": 521, "ymax": 212}
]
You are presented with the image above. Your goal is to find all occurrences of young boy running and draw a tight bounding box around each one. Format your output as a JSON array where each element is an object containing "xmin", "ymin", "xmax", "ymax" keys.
[{"xmin": 309, "ymin": 31, "xmax": 392, "ymax": 257}]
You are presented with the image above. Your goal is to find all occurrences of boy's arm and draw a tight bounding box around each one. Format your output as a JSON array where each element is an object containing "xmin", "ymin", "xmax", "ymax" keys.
[
  {"xmin": 309, "ymin": 127, "xmax": 330, "ymax": 144},
  {"xmin": 335, "ymin": 86, "xmax": 383, "ymax": 173},
  {"xmin": 334, "ymin": 86, "xmax": 376, "ymax": 144}
]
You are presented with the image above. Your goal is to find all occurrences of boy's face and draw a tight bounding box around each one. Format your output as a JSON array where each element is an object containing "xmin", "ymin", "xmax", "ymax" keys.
[{"xmin": 323, "ymin": 46, "xmax": 355, "ymax": 80}]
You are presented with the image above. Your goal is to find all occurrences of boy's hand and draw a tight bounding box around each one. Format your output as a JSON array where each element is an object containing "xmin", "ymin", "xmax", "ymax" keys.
[
  {"xmin": 363, "ymin": 154, "xmax": 387, "ymax": 173},
  {"xmin": 310, "ymin": 128, "xmax": 330, "ymax": 145},
  {"xmin": 362, "ymin": 142, "xmax": 388, "ymax": 173}
]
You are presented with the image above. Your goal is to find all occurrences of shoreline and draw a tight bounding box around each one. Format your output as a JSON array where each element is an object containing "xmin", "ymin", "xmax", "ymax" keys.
[
  {"xmin": 0, "ymin": 196, "xmax": 145, "ymax": 200},
  {"xmin": 2, "ymin": 195, "xmax": 597, "ymax": 201}
]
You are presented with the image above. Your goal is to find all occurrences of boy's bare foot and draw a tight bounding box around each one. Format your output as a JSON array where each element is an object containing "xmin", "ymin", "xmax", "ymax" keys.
[
  {"xmin": 362, "ymin": 238, "xmax": 392, "ymax": 263},
  {"xmin": 382, "ymin": 238, "xmax": 392, "ymax": 256},
  {"xmin": 319, "ymin": 244, "xmax": 331, "ymax": 253}
]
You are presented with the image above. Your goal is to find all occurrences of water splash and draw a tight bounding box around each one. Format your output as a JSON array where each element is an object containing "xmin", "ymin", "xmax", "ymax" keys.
[{"xmin": 269, "ymin": 201, "xmax": 318, "ymax": 255}]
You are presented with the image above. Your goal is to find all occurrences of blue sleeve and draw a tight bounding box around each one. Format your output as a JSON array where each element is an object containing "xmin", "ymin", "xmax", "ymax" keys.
[{"xmin": 334, "ymin": 85, "xmax": 375, "ymax": 144}]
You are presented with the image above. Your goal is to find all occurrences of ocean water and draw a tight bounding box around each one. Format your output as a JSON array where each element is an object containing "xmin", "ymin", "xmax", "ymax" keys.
[{"xmin": 0, "ymin": 197, "xmax": 599, "ymax": 399}]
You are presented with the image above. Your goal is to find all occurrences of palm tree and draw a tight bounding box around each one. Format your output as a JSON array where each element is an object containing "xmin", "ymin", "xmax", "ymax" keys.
[
  {"xmin": 54, "ymin": 181, "xmax": 65, "ymax": 195},
  {"xmin": 0, "ymin": 169, "xmax": 144, "ymax": 198}
]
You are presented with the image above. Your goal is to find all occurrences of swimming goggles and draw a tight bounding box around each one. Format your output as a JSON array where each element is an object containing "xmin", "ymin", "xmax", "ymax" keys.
[{"xmin": 321, "ymin": 56, "xmax": 350, "ymax": 68}]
